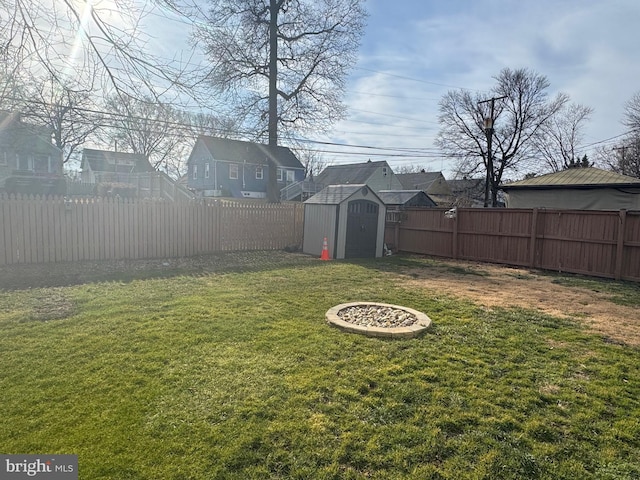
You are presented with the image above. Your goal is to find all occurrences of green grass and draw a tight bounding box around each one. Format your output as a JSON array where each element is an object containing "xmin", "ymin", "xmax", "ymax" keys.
[{"xmin": 1, "ymin": 256, "xmax": 639, "ymax": 479}]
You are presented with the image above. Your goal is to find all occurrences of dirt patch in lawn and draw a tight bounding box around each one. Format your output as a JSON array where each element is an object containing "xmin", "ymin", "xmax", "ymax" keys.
[{"xmin": 393, "ymin": 258, "xmax": 640, "ymax": 347}]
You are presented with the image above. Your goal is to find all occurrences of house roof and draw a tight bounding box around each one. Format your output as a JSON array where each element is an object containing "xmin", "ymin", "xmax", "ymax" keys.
[
  {"xmin": 315, "ymin": 160, "xmax": 391, "ymax": 186},
  {"xmin": 377, "ymin": 190, "xmax": 436, "ymax": 206},
  {"xmin": 305, "ymin": 184, "xmax": 381, "ymax": 205},
  {"xmin": 197, "ymin": 136, "xmax": 304, "ymax": 169},
  {"xmin": 501, "ymin": 167, "xmax": 640, "ymax": 190},
  {"xmin": 0, "ymin": 111, "xmax": 61, "ymax": 155},
  {"xmin": 81, "ymin": 148, "xmax": 153, "ymax": 173},
  {"xmin": 396, "ymin": 172, "xmax": 444, "ymax": 190}
]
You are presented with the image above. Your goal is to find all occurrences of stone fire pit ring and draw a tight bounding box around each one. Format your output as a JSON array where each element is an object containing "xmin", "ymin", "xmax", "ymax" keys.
[{"xmin": 326, "ymin": 302, "xmax": 432, "ymax": 338}]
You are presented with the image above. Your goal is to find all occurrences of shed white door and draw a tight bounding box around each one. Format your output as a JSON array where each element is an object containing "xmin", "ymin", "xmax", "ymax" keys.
[{"xmin": 345, "ymin": 200, "xmax": 379, "ymax": 258}]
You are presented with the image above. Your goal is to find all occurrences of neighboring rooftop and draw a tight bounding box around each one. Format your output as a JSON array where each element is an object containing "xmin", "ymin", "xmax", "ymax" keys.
[
  {"xmin": 197, "ymin": 136, "xmax": 303, "ymax": 169},
  {"xmin": 315, "ymin": 160, "xmax": 391, "ymax": 185},
  {"xmin": 81, "ymin": 149, "xmax": 153, "ymax": 173},
  {"xmin": 502, "ymin": 167, "xmax": 640, "ymax": 189}
]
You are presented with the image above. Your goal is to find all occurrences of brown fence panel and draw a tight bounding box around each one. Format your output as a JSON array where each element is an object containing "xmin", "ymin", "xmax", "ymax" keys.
[
  {"xmin": 622, "ymin": 211, "xmax": 640, "ymax": 282},
  {"xmin": 391, "ymin": 207, "xmax": 640, "ymax": 282},
  {"xmin": 457, "ymin": 208, "xmax": 532, "ymax": 266},
  {"xmin": 534, "ymin": 210, "xmax": 619, "ymax": 278}
]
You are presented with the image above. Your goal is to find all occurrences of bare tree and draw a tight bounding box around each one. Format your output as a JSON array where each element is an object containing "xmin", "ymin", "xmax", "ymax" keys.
[
  {"xmin": 623, "ymin": 91, "xmax": 640, "ymax": 132},
  {"xmin": 436, "ymin": 68, "xmax": 568, "ymax": 206},
  {"xmin": 102, "ymin": 95, "xmax": 184, "ymax": 174},
  {"xmin": 533, "ymin": 103, "xmax": 593, "ymax": 172},
  {"xmin": 597, "ymin": 141, "xmax": 640, "ymax": 179},
  {"xmin": 193, "ymin": 0, "xmax": 366, "ymax": 146},
  {"xmin": 0, "ymin": 0, "xmax": 196, "ymax": 101},
  {"xmin": 21, "ymin": 75, "xmax": 103, "ymax": 166},
  {"xmin": 592, "ymin": 92, "xmax": 640, "ymax": 179}
]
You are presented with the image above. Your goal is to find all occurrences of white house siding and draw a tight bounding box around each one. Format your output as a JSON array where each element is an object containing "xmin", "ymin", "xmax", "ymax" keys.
[{"xmin": 366, "ymin": 168, "xmax": 404, "ymax": 193}]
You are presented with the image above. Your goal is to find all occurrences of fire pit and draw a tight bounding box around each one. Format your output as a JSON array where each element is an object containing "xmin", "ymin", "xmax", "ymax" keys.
[{"xmin": 326, "ymin": 302, "xmax": 431, "ymax": 338}]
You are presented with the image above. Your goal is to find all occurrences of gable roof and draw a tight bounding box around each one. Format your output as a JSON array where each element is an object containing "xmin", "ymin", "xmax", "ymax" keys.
[
  {"xmin": 81, "ymin": 148, "xmax": 154, "ymax": 173},
  {"xmin": 396, "ymin": 172, "xmax": 444, "ymax": 190},
  {"xmin": 315, "ymin": 160, "xmax": 391, "ymax": 186},
  {"xmin": 0, "ymin": 111, "xmax": 61, "ymax": 155},
  {"xmin": 377, "ymin": 190, "xmax": 437, "ymax": 207},
  {"xmin": 196, "ymin": 136, "xmax": 304, "ymax": 169},
  {"xmin": 501, "ymin": 167, "xmax": 640, "ymax": 190},
  {"xmin": 304, "ymin": 184, "xmax": 382, "ymax": 205}
]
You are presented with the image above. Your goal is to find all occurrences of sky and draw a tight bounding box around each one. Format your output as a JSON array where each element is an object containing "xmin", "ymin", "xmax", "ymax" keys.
[
  {"xmin": 141, "ymin": 0, "xmax": 640, "ymax": 180},
  {"xmin": 306, "ymin": 0, "xmax": 640, "ymax": 179}
]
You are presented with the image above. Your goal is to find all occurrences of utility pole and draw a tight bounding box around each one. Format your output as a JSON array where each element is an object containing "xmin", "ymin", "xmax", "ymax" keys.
[{"xmin": 478, "ymin": 95, "xmax": 507, "ymax": 207}]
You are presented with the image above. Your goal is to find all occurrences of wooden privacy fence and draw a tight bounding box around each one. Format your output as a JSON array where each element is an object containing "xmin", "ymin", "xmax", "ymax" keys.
[
  {"xmin": 385, "ymin": 207, "xmax": 640, "ymax": 282},
  {"xmin": 0, "ymin": 194, "xmax": 304, "ymax": 265}
]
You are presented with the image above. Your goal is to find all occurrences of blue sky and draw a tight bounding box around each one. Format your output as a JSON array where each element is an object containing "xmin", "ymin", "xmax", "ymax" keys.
[
  {"xmin": 145, "ymin": 0, "xmax": 640, "ymax": 179},
  {"xmin": 315, "ymin": 0, "xmax": 640, "ymax": 178}
]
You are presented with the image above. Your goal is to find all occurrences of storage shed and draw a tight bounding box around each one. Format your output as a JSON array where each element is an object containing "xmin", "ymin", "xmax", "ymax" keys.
[{"xmin": 303, "ymin": 184, "xmax": 387, "ymax": 259}]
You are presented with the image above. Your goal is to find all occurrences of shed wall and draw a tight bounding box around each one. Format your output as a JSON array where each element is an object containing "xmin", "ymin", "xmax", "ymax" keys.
[{"xmin": 303, "ymin": 204, "xmax": 338, "ymax": 258}]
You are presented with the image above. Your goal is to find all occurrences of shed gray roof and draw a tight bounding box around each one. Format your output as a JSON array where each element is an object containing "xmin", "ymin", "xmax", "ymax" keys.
[
  {"xmin": 198, "ymin": 136, "xmax": 304, "ymax": 169},
  {"xmin": 304, "ymin": 184, "xmax": 380, "ymax": 205},
  {"xmin": 315, "ymin": 160, "xmax": 390, "ymax": 186},
  {"xmin": 377, "ymin": 190, "xmax": 436, "ymax": 206},
  {"xmin": 502, "ymin": 167, "xmax": 640, "ymax": 189}
]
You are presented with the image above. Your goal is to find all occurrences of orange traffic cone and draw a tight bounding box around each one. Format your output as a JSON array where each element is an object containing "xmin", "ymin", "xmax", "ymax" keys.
[{"xmin": 320, "ymin": 237, "xmax": 330, "ymax": 261}]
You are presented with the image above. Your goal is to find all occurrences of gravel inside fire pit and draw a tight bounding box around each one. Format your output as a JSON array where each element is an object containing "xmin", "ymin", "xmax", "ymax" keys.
[{"xmin": 337, "ymin": 305, "xmax": 418, "ymax": 328}]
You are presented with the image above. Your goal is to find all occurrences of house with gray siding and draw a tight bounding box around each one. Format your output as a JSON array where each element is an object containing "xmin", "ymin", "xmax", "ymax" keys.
[
  {"xmin": 314, "ymin": 160, "xmax": 402, "ymax": 193},
  {"xmin": 186, "ymin": 136, "xmax": 305, "ymax": 199},
  {"xmin": 0, "ymin": 111, "xmax": 65, "ymax": 195}
]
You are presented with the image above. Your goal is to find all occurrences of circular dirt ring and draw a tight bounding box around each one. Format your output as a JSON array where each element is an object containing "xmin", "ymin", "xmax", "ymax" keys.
[{"xmin": 326, "ymin": 302, "xmax": 432, "ymax": 338}]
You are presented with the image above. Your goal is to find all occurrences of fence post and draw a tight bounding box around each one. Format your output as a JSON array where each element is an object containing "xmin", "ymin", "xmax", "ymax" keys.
[
  {"xmin": 452, "ymin": 209, "xmax": 458, "ymax": 259},
  {"xmin": 615, "ymin": 209, "xmax": 627, "ymax": 280},
  {"xmin": 529, "ymin": 208, "xmax": 538, "ymax": 268}
]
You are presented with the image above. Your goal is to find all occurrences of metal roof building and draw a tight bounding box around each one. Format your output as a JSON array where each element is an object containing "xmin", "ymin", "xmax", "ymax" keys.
[{"xmin": 501, "ymin": 168, "xmax": 640, "ymax": 210}]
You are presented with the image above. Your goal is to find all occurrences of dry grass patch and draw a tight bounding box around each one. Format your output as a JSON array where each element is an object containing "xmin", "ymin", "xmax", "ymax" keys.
[{"xmin": 387, "ymin": 256, "xmax": 640, "ymax": 346}]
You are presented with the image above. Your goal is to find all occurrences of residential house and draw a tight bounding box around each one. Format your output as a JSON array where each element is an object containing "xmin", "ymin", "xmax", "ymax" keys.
[
  {"xmin": 78, "ymin": 148, "xmax": 194, "ymax": 201},
  {"xmin": 500, "ymin": 167, "xmax": 640, "ymax": 210},
  {"xmin": 314, "ymin": 160, "xmax": 403, "ymax": 193},
  {"xmin": 396, "ymin": 171, "xmax": 455, "ymax": 205},
  {"xmin": 0, "ymin": 111, "xmax": 65, "ymax": 195},
  {"xmin": 80, "ymin": 148, "xmax": 154, "ymax": 184},
  {"xmin": 186, "ymin": 136, "xmax": 305, "ymax": 199}
]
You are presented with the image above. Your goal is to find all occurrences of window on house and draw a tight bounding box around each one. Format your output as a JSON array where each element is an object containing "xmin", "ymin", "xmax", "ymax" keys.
[
  {"xmin": 205, "ymin": 163, "xmax": 210, "ymax": 179},
  {"xmin": 34, "ymin": 155, "xmax": 49, "ymax": 173},
  {"xmin": 277, "ymin": 168, "xmax": 283, "ymax": 182},
  {"xmin": 0, "ymin": 151, "xmax": 7, "ymax": 166},
  {"xmin": 193, "ymin": 165, "xmax": 198, "ymax": 180},
  {"xmin": 229, "ymin": 164, "xmax": 239, "ymax": 179},
  {"xmin": 256, "ymin": 166, "xmax": 263, "ymax": 180},
  {"xmin": 286, "ymin": 170, "xmax": 295, "ymax": 182},
  {"xmin": 17, "ymin": 154, "xmax": 32, "ymax": 171}
]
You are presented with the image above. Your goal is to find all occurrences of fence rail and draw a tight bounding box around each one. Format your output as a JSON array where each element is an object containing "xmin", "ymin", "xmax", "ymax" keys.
[
  {"xmin": 385, "ymin": 207, "xmax": 640, "ymax": 282},
  {"xmin": 0, "ymin": 194, "xmax": 303, "ymax": 265}
]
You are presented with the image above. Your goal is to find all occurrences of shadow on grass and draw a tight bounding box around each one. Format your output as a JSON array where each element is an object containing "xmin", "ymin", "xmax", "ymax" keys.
[{"xmin": 0, "ymin": 251, "xmax": 331, "ymax": 291}]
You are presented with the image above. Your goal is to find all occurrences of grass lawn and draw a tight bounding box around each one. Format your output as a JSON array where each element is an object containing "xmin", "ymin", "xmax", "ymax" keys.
[{"xmin": 1, "ymin": 254, "xmax": 639, "ymax": 479}]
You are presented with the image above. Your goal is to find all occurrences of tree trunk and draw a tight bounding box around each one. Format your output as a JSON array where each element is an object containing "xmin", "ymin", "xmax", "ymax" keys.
[{"xmin": 266, "ymin": 0, "xmax": 280, "ymax": 202}]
